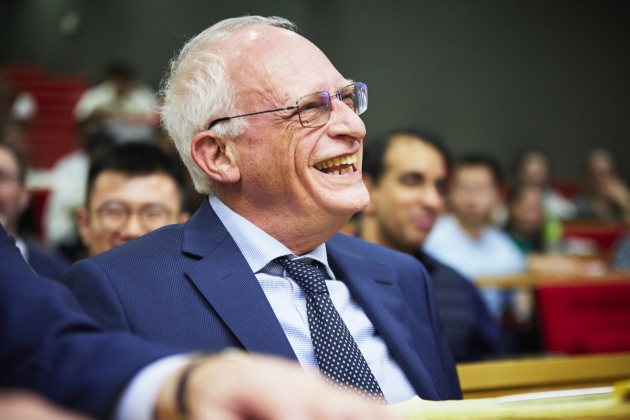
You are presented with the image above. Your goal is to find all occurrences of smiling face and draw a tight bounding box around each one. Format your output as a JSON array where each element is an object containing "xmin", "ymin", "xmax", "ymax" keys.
[
  {"xmin": 78, "ymin": 171, "xmax": 187, "ymax": 256},
  {"xmin": 208, "ymin": 27, "xmax": 369, "ymax": 251},
  {"xmin": 450, "ymin": 165, "xmax": 499, "ymax": 229},
  {"xmin": 365, "ymin": 136, "xmax": 447, "ymax": 254}
]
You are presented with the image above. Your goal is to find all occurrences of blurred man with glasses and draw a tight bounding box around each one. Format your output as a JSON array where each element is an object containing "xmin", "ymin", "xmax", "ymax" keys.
[
  {"xmin": 63, "ymin": 16, "xmax": 460, "ymax": 403},
  {"xmin": 0, "ymin": 139, "xmax": 70, "ymax": 280},
  {"xmin": 76, "ymin": 142, "xmax": 189, "ymax": 256}
]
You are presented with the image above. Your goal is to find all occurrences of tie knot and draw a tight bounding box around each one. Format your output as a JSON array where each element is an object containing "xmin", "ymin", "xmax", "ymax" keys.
[{"xmin": 274, "ymin": 257, "xmax": 329, "ymax": 296}]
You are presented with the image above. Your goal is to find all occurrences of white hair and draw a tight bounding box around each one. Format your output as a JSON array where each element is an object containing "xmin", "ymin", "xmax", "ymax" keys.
[{"xmin": 159, "ymin": 16, "xmax": 297, "ymax": 194}]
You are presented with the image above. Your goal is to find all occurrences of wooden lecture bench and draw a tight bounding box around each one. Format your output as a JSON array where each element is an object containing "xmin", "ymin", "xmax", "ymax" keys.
[
  {"xmin": 475, "ymin": 271, "xmax": 630, "ymax": 289},
  {"xmin": 456, "ymin": 352, "xmax": 630, "ymax": 399}
]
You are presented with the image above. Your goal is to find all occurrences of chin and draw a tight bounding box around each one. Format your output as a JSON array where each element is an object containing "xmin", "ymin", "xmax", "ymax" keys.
[{"xmin": 323, "ymin": 187, "xmax": 370, "ymax": 217}]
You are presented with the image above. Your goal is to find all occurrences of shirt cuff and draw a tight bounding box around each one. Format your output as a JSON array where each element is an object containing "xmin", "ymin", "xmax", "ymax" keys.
[{"xmin": 114, "ymin": 354, "xmax": 192, "ymax": 420}]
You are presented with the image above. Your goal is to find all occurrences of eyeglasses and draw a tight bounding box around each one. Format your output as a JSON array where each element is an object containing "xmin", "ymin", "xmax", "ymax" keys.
[
  {"xmin": 94, "ymin": 201, "xmax": 173, "ymax": 233},
  {"xmin": 206, "ymin": 81, "xmax": 368, "ymax": 130}
]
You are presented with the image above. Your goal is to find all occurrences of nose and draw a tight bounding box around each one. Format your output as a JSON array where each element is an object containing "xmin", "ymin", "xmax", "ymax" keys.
[
  {"xmin": 423, "ymin": 185, "xmax": 445, "ymax": 213},
  {"xmin": 118, "ymin": 213, "xmax": 146, "ymax": 241},
  {"xmin": 325, "ymin": 97, "xmax": 366, "ymax": 142}
]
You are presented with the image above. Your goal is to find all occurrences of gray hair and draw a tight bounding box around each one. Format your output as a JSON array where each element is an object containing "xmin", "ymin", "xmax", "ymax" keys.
[{"xmin": 159, "ymin": 16, "xmax": 297, "ymax": 194}]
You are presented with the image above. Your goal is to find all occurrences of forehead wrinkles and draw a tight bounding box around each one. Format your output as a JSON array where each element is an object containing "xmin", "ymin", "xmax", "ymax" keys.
[{"xmin": 223, "ymin": 26, "xmax": 341, "ymax": 110}]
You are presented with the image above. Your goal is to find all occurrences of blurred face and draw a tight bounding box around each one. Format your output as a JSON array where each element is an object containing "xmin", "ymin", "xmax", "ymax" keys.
[
  {"xmin": 0, "ymin": 146, "xmax": 29, "ymax": 235},
  {"xmin": 587, "ymin": 151, "xmax": 617, "ymax": 193},
  {"xmin": 520, "ymin": 153, "xmax": 548, "ymax": 186},
  {"xmin": 78, "ymin": 171, "xmax": 188, "ymax": 256},
  {"xmin": 450, "ymin": 165, "xmax": 499, "ymax": 228},
  {"xmin": 509, "ymin": 187, "xmax": 544, "ymax": 234},
  {"xmin": 367, "ymin": 136, "xmax": 447, "ymax": 253},
  {"xmin": 220, "ymin": 27, "xmax": 369, "ymax": 223}
]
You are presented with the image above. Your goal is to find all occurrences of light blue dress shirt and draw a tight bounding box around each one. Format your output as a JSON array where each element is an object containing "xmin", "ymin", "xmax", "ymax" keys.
[
  {"xmin": 210, "ymin": 196, "xmax": 417, "ymax": 403},
  {"xmin": 424, "ymin": 214, "xmax": 527, "ymax": 319}
]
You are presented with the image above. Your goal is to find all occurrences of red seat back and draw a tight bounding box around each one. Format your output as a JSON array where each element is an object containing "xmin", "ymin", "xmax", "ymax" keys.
[{"xmin": 537, "ymin": 281, "xmax": 630, "ymax": 354}]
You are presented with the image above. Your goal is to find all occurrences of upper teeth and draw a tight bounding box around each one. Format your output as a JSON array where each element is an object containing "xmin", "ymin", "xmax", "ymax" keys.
[{"xmin": 315, "ymin": 154, "xmax": 357, "ymax": 170}]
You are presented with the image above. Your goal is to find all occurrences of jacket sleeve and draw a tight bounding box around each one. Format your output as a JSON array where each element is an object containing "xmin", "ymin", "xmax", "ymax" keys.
[
  {"xmin": 0, "ymin": 226, "xmax": 177, "ymax": 419},
  {"xmin": 61, "ymin": 258, "xmax": 131, "ymax": 332},
  {"xmin": 414, "ymin": 259, "xmax": 463, "ymax": 399}
]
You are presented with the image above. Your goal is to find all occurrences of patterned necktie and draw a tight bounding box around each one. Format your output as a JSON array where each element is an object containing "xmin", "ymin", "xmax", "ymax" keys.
[{"xmin": 274, "ymin": 256, "xmax": 386, "ymax": 404}]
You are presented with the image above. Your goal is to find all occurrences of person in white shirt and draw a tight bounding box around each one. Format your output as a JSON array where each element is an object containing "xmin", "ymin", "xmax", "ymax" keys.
[
  {"xmin": 74, "ymin": 62, "xmax": 157, "ymax": 143},
  {"xmin": 424, "ymin": 155, "xmax": 526, "ymax": 319}
]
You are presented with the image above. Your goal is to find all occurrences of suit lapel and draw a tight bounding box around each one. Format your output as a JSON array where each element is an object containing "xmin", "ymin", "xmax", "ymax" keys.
[
  {"xmin": 326, "ymin": 235, "xmax": 440, "ymax": 399},
  {"xmin": 182, "ymin": 200, "xmax": 297, "ymax": 361}
]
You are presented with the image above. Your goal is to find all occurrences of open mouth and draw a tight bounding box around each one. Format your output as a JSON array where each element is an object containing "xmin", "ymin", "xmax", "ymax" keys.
[{"xmin": 314, "ymin": 153, "xmax": 358, "ymax": 175}]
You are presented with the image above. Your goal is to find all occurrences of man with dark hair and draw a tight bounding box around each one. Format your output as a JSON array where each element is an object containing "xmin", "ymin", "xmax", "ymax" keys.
[
  {"xmin": 360, "ymin": 129, "xmax": 499, "ymax": 362},
  {"xmin": 424, "ymin": 154, "xmax": 526, "ymax": 320},
  {"xmin": 77, "ymin": 142, "xmax": 190, "ymax": 256},
  {"xmin": 0, "ymin": 140, "xmax": 70, "ymax": 280}
]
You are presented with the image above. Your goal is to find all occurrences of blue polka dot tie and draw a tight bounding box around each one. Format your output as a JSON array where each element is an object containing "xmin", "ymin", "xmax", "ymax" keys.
[{"xmin": 274, "ymin": 256, "xmax": 386, "ymax": 404}]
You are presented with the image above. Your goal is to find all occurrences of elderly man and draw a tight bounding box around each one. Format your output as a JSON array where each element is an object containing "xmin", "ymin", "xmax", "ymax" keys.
[
  {"xmin": 63, "ymin": 16, "xmax": 460, "ymax": 402},
  {"xmin": 360, "ymin": 129, "xmax": 499, "ymax": 362}
]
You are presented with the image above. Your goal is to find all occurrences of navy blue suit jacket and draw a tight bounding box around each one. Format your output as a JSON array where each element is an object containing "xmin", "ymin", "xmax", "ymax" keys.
[
  {"xmin": 63, "ymin": 199, "xmax": 461, "ymax": 400},
  {"xmin": 25, "ymin": 239, "xmax": 71, "ymax": 281},
  {"xmin": 0, "ymin": 226, "xmax": 178, "ymax": 419}
]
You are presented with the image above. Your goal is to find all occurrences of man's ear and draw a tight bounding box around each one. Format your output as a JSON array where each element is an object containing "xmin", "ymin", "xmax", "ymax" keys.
[
  {"xmin": 76, "ymin": 207, "xmax": 91, "ymax": 247},
  {"xmin": 191, "ymin": 131, "xmax": 241, "ymax": 184},
  {"xmin": 362, "ymin": 174, "xmax": 378, "ymax": 216}
]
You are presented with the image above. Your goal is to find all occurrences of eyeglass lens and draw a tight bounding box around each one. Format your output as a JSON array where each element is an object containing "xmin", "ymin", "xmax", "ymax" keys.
[
  {"xmin": 96, "ymin": 202, "xmax": 172, "ymax": 232},
  {"xmin": 296, "ymin": 82, "xmax": 368, "ymax": 128}
]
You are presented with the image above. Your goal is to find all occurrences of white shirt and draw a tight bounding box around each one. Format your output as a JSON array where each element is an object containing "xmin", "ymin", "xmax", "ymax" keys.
[
  {"xmin": 424, "ymin": 214, "xmax": 526, "ymax": 318},
  {"xmin": 210, "ymin": 196, "xmax": 417, "ymax": 404},
  {"xmin": 44, "ymin": 150, "xmax": 88, "ymax": 247}
]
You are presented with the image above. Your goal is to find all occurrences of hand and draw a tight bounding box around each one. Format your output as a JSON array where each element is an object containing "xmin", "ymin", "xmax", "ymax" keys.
[
  {"xmin": 155, "ymin": 352, "xmax": 400, "ymax": 420},
  {"xmin": 602, "ymin": 178, "xmax": 630, "ymax": 210},
  {"xmin": 0, "ymin": 392, "xmax": 92, "ymax": 420}
]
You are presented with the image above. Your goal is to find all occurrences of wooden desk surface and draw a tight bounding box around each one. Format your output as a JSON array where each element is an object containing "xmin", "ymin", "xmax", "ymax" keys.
[
  {"xmin": 475, "ymin": 271, "xmax": 630, "ymax": 289},
  {"xmin": 457, "ymin": 352, "xmax": 630, "ymax": 399}
]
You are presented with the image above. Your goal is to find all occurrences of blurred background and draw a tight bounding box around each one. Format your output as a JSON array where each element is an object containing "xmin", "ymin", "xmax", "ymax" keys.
[{"xmin": 1, "ymin": 0, "xmax": 629, "ymax": 177}]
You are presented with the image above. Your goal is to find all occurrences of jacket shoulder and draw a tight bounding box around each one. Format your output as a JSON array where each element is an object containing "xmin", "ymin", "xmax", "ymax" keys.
[{"xmin": 330, "ymin": 233, "xmax": 426, "ymax": 273}]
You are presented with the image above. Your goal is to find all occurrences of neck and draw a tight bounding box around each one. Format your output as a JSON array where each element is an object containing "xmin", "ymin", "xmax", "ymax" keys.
[
  {"xmin": 1, "ymin": 222, "xmax": 17, "ymax": 237},
  {"xmin": 218, "ymin": 193, "xmax": 349, "ymax": 256},
  {"xmin": 360, "ymin": 216, "xmax": 416, "ymax": 256},
  {"xmin": 454, "ymin": 213, "xmax": 484, "ymax": 239}
]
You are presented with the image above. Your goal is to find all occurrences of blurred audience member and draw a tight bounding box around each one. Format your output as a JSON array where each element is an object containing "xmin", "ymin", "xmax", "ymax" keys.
[
  {"xmin": 360, "ymin": 129, "xmax": 499, "ymax": 362},
  {"xmin": 44, "ymin": 124, "xmax": 115, "ymax": 259},
  {"xmin": 0, "ymin": 140, "xmax": 70, "ymax": 280},
  {"xmin": 424, "ymin": 155, "xmax": 526, "ymax": 320},
  {"xmin": 505, "ymin": 183, "xmax": 545, "ymax": 254},
  {"xmin": 612, "ymin": 234, "xmax": 630, "ymax": 271},
  {"xmin": 77, "ymin": 142, "xmax": 189, "ymax": 256},
  {"xmin": 0, "ymin": 75, "xmax": 37, "ymax": 125},
  {"xmin": 512, "ymin": 149, "xmax": 576, "ymax": 220},
  {"xmin": 576, "ymin": 148, "xmax": 630, "ymax": 225},
  {"xmin": 74, "ymin": 62, "xmax": 157, "ymax": 142}
]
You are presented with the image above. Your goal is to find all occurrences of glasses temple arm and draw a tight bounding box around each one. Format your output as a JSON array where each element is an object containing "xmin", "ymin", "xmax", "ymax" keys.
[{"xmin": 206, "ymin": 105, "xmax": 298, "ymax": 130}]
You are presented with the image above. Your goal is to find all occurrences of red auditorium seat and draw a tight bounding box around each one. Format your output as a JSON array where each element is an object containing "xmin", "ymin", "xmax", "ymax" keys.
[
  {"xmin": 2, "ymin": 64, "xmax": 89, "ymax": 168},
  {"xmin": 562, "ymin": 222, "xmax": 627, "ymax": 253},
  {"xmin": 537, "ymin": 280, "xmax": 630, "ymax": 354},
  {"xmin": 552, "ymin": 178, "xmax": 580, "ymax": 200}
]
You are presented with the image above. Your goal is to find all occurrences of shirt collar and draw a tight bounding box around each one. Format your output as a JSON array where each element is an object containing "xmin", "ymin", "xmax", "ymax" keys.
[
  {"xmin": 14, "ymin": 235, "xmax": 28, "ymax": 261},
  {"xmin": 209, "ymin": 196, "xmax": 336, "ymax": 279}
]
